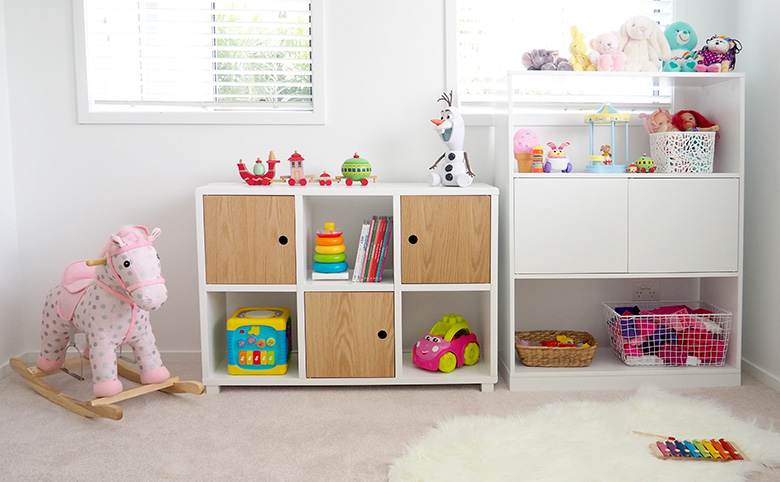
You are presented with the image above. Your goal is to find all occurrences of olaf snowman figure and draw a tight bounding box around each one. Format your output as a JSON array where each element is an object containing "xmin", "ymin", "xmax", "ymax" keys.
[{"xmin": 429, "ymin": 91, "xmax": 474, "ymax": 187}]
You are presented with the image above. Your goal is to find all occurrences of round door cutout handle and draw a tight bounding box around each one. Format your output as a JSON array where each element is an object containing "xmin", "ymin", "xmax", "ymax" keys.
[
  {"xmin": 377, "ymin": 330, "xmax": 388, "ymax": 339},
  {"xmin": 408, "ymin": 235, "xmax": 418, "ymax": 245},
  {"xmin": 278, "ymin": 235, "xmax": 288, "ymax": 245}
]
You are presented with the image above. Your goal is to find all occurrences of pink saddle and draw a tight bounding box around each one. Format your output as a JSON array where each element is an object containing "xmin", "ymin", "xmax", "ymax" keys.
[{"xmin": 57, "ymin": 261, "xmax": 98, "ymax": 321}]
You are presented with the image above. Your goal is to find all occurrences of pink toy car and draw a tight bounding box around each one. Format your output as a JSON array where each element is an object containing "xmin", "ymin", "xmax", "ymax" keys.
[{"xmin": 412, "ymin": 314, "xmax": 480, "ymax": 373}]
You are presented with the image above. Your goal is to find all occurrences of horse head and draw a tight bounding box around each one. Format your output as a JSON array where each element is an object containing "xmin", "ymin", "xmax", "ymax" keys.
[{"xmin": 104, "ymin": 225, "xmax": 167, "ymax": 311}]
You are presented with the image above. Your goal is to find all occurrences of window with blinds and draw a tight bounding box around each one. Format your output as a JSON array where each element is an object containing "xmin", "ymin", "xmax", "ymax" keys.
[
  {"xmin": 451, "ymin": 0, "xmax": 674, "ymax": 109},
  {"xmin": 74, "ymin": 0, "xmax": 322, "ymax": 124}
]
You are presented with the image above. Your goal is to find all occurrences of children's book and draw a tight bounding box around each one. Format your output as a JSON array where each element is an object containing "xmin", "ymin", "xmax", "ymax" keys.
[
  {"xmin": 367, "ymin": 218, "xmax": 387, "ymax": 283},
  {"xmin": 376, "ymin": 218, "xmax": 393, "ymax": 282},
  {"xmin": 351, "ymin": 221, "xmax": 371, "ymax": 282},
  {"xmin": 362, "ymin": 216, "xmax": 380, "ymax": 282},
  {"xmin": 352, "ymin": 215, "xmax": 392, "ymax": 283}
]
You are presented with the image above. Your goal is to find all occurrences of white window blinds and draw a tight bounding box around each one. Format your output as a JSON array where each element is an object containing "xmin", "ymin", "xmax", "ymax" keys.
[
  {"xmin": 75, "ymin": 0, "xmax": 321, "ymax": 123},
  {"xmin": 454, "ymin": 0, "xmax": 673, "ymax": 106}
]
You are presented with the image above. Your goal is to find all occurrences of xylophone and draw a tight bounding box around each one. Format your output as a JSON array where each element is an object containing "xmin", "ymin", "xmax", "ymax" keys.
[{"xmin": 635, "ymin": 432, "xmax": 748, "ymax": 461}]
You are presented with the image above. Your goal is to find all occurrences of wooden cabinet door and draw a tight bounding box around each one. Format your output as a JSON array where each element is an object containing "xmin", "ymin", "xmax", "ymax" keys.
[
  {"xmin": 203, "ymin": 195, "xmax": 296, "ymax": 284},
  {"xmin": 629, "ymin": 178, "xmax": 739, "ymax": 273},
  {"xmin": 401, "ymin": 195, "xmax": 491, "ymax": 283},
  {"xmin": 513, "ymin": 178, "xmax": 628, "ymax": 274},
  {"xmin": 305, "ymin": 292, "xmax": 394, "ymax": 378}
]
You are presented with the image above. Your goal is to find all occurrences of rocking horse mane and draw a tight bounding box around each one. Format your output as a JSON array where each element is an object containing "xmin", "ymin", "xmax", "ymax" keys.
[{"xmin": 101, "ymin": 225, "xmax": 151, "ymax": 256}]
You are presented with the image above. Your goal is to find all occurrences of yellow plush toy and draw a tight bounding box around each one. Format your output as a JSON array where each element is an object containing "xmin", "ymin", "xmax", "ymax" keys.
[{"xmin": 569, "ymin": 26, "xmax": 596, "ymax": 71}]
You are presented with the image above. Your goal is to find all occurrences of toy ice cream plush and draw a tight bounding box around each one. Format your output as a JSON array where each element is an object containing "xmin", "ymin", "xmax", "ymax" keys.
[{"xmin": 513, "ymin": 128, "xmax": 539, "ymax": 173}]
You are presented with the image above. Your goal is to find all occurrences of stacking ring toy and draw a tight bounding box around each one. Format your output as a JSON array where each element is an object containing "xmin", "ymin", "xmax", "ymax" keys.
[
  {"xmin": 313, "ymin": 261, "xmax": 348, "ymax": 273},
  {"xmin": 315, "ymin": 244, "xmax": 345, "ymax": 255},
  {"xmin": 313, "ymin": 253, "xmax": 347, "ymax": 264},
  {"xmin": 316, "ymin": 236, "xmax": 344, "ymax": 246}
]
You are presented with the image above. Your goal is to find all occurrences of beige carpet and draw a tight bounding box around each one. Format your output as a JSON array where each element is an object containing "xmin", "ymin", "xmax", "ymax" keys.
[{"xmin": 2, "ymin": 357, "xmax": 780, "ymax": 482}]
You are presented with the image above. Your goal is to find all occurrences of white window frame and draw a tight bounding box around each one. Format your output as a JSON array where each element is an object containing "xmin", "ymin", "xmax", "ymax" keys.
[
  {"xmin": 445, "ymin": 0, "xmax": 675, "ymax": 123},
  {"xmin": 73, "ymin": 1, "xmax": 324, "ymax": 125}
]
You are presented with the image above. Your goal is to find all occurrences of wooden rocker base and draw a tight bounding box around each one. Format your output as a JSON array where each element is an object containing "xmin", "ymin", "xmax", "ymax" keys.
[{"xmin": 10, "ymin": 356, "xmax": 204, "ymax": 420}]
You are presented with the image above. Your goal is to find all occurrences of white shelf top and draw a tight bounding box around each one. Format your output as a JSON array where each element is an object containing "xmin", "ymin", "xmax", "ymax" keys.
[
  {"xmin": 505, "ymin": 70, "xmax": 745, "ymax": 83},
  {"xmin": 197, "ymin": 182, "xmax": 498, "ymax": 196}
]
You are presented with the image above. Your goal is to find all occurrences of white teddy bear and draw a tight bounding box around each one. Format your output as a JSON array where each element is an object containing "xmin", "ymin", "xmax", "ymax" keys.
[
  {"xmin": 588, "ymin": 31, "xmax": 627, "ymax": 71},
  {"xmin": 619, "ymin": 16, "xmax": 672, "ymax": 72}
]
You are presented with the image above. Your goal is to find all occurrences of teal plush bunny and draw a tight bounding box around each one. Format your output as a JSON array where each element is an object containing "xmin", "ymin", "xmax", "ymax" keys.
[{"xmin": 663, "ymin": 21, "xmax": 698, "ymax": 72}]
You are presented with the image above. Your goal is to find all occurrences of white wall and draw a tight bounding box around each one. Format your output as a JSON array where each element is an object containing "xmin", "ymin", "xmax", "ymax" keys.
[
  {"xmin": 0, "ymin": 0, "xmax": 24, "ymax": 368},
  {"xmin": 4, "ymin": 0, "xmax": 461, "ymax": 356},
  {"xmin": 736, "ymin": 0, "xmax": 780, "ymax": 388}
]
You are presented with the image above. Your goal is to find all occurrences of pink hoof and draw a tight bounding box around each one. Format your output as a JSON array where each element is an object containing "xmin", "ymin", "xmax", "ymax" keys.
[
  {"xmin": 140, "ymin": 366, "xmax": 171, "ymax": 384},
  {"xmin": 37, "ymin": 356, "xmax": 64, "ymax": 372},
  {"xmin": 93, "ymin": 379, "xmax": 124, "ymax": 398}
]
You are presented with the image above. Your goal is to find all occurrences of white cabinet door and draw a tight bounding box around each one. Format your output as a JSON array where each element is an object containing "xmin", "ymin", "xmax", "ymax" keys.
[
  {"xmin": 514, "ymin": 178, "xmax": 628, "ymax": 274},
  {"xmin": 628, "ymin": 178, "xmax": 739, "ymax": 273}
]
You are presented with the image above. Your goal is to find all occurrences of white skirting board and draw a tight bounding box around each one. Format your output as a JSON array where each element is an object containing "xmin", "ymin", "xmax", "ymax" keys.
[{"xmin": 742, "ymin": 358, "xmax": 780, "ymax": 393}]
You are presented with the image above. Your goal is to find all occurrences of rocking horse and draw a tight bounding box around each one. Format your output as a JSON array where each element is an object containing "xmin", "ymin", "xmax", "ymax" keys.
[{"xmin": 10, "ymin": 225, "xmax": 203, "ymax": 420}]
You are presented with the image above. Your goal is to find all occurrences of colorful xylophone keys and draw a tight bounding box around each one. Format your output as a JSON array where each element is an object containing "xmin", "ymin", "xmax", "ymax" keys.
[{"xmin": 651, "ymin": 437, "xmax": 746, "ymax": 461}]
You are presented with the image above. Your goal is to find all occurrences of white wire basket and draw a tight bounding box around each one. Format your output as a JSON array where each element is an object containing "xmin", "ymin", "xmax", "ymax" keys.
[
  {"xmin": 649, "ymin": 131, "xmax": 716, "ymax": 173},
  {"xmin": 604, "ymin": 301, "xmax": 732, "ymax": 367}
]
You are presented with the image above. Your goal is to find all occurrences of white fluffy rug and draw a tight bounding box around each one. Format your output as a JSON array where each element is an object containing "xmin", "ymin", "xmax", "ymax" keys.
[{"xmin": 389, "ymin": 386, "xmax": 780, "ymax": 482}]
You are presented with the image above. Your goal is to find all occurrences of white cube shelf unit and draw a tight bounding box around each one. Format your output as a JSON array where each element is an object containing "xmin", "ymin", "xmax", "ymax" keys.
[
  {"xmin": 195, "ymin": 182, "xmax": 499, "ymax": 394},
  {"xmin": 494, "ymin": 71, "xmax": 745, "ymax": 391}
]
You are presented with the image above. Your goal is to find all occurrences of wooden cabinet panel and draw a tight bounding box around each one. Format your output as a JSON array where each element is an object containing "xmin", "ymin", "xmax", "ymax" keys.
[
  {"xmin": 513, "ymin": 178, "xmax": 628, "ymax": 274},
  {"xmin": 629, "ymin": 178, "xmax": 739, "ymax": 273},
  {"xmin": 203, "ymin": 195, "xmax": 296, "ymax": 284},
  {"xmin": 401, "ymin": 195, "xmax": 491, "ymax": 283},
  {"xmin": 305, "ymin": 292, "xmax": 394, "ymax": 378}
]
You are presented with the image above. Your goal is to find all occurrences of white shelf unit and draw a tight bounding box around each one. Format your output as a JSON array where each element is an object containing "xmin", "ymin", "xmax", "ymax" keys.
[
  {"xmin": 494, "ymin": 71, "xmax": 745, "ymax": 391},
  {"xmin": 196, "ymin": 182, "xmax": 499, "ymax": 394}
]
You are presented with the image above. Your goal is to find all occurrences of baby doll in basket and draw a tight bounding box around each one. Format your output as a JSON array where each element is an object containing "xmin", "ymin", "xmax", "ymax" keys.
[
  {"xmin": 672, "ymin": 110, "xmax": 719, "ymax": 133},
  {"xmin": 641, "ymin": 108, "xmax": 719, "ymax": 136},
  {"xmin": 639, "ymin": 108, "xmax": 675, "ymax": 134}
]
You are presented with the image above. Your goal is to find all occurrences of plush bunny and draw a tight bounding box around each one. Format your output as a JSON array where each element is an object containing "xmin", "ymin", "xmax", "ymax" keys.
[
  {"xmin": 695, "ymin": 35, "xmax": 741, "ymax": 72},
  {"xmin": 663, "ymin": 21, "xmax": 698, "ymax": 72},
  {"xmin": 569, "ymin": 26, "xmax": 596, "ymax": 71},
  {"xmin": 619, "ymin": 16, "xmax": 671, "ymax": 72},
  {"xmin": 588, "ymin": 31, "xmax": 626, "ymax": 71},
  {"xmin": 522, "ymin": 49, "xmax": 573, "ymax": 71},
  {"xmin": 544, "ymin": 142, "xmax": 572, "ymax": 173}
]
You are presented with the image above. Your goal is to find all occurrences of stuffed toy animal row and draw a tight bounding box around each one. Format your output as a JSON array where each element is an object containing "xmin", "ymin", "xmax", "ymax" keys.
[{"xmin": 522, "ymin": 18, "xmax": 741, "ymax": 74}]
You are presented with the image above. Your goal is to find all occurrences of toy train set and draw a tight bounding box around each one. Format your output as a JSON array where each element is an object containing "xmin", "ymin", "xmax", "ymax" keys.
[{"xmin": 237, "ymin": 151, "xmax": 377, "ymax": 187}]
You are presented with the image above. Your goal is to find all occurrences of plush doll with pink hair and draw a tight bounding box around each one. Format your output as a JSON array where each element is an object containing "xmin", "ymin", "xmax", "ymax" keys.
[{"xmin": 639, "ymin": 108, "xmax": 675, "ymax": 134}]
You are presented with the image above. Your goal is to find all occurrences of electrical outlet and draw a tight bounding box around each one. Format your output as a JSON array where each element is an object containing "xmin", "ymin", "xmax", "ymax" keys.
[{"xmin": 633, "ymin": 282, "xmax": 659, "ymax": 301}]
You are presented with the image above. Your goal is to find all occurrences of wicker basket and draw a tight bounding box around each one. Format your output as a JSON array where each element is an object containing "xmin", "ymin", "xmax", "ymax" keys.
[
  {"xmin": 514, "ymin": 330, "xmax": 598, "ymax": 367},
  {"xmin": 649, "ymin": 131, "xmax": 716, "ymax": 173}
]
